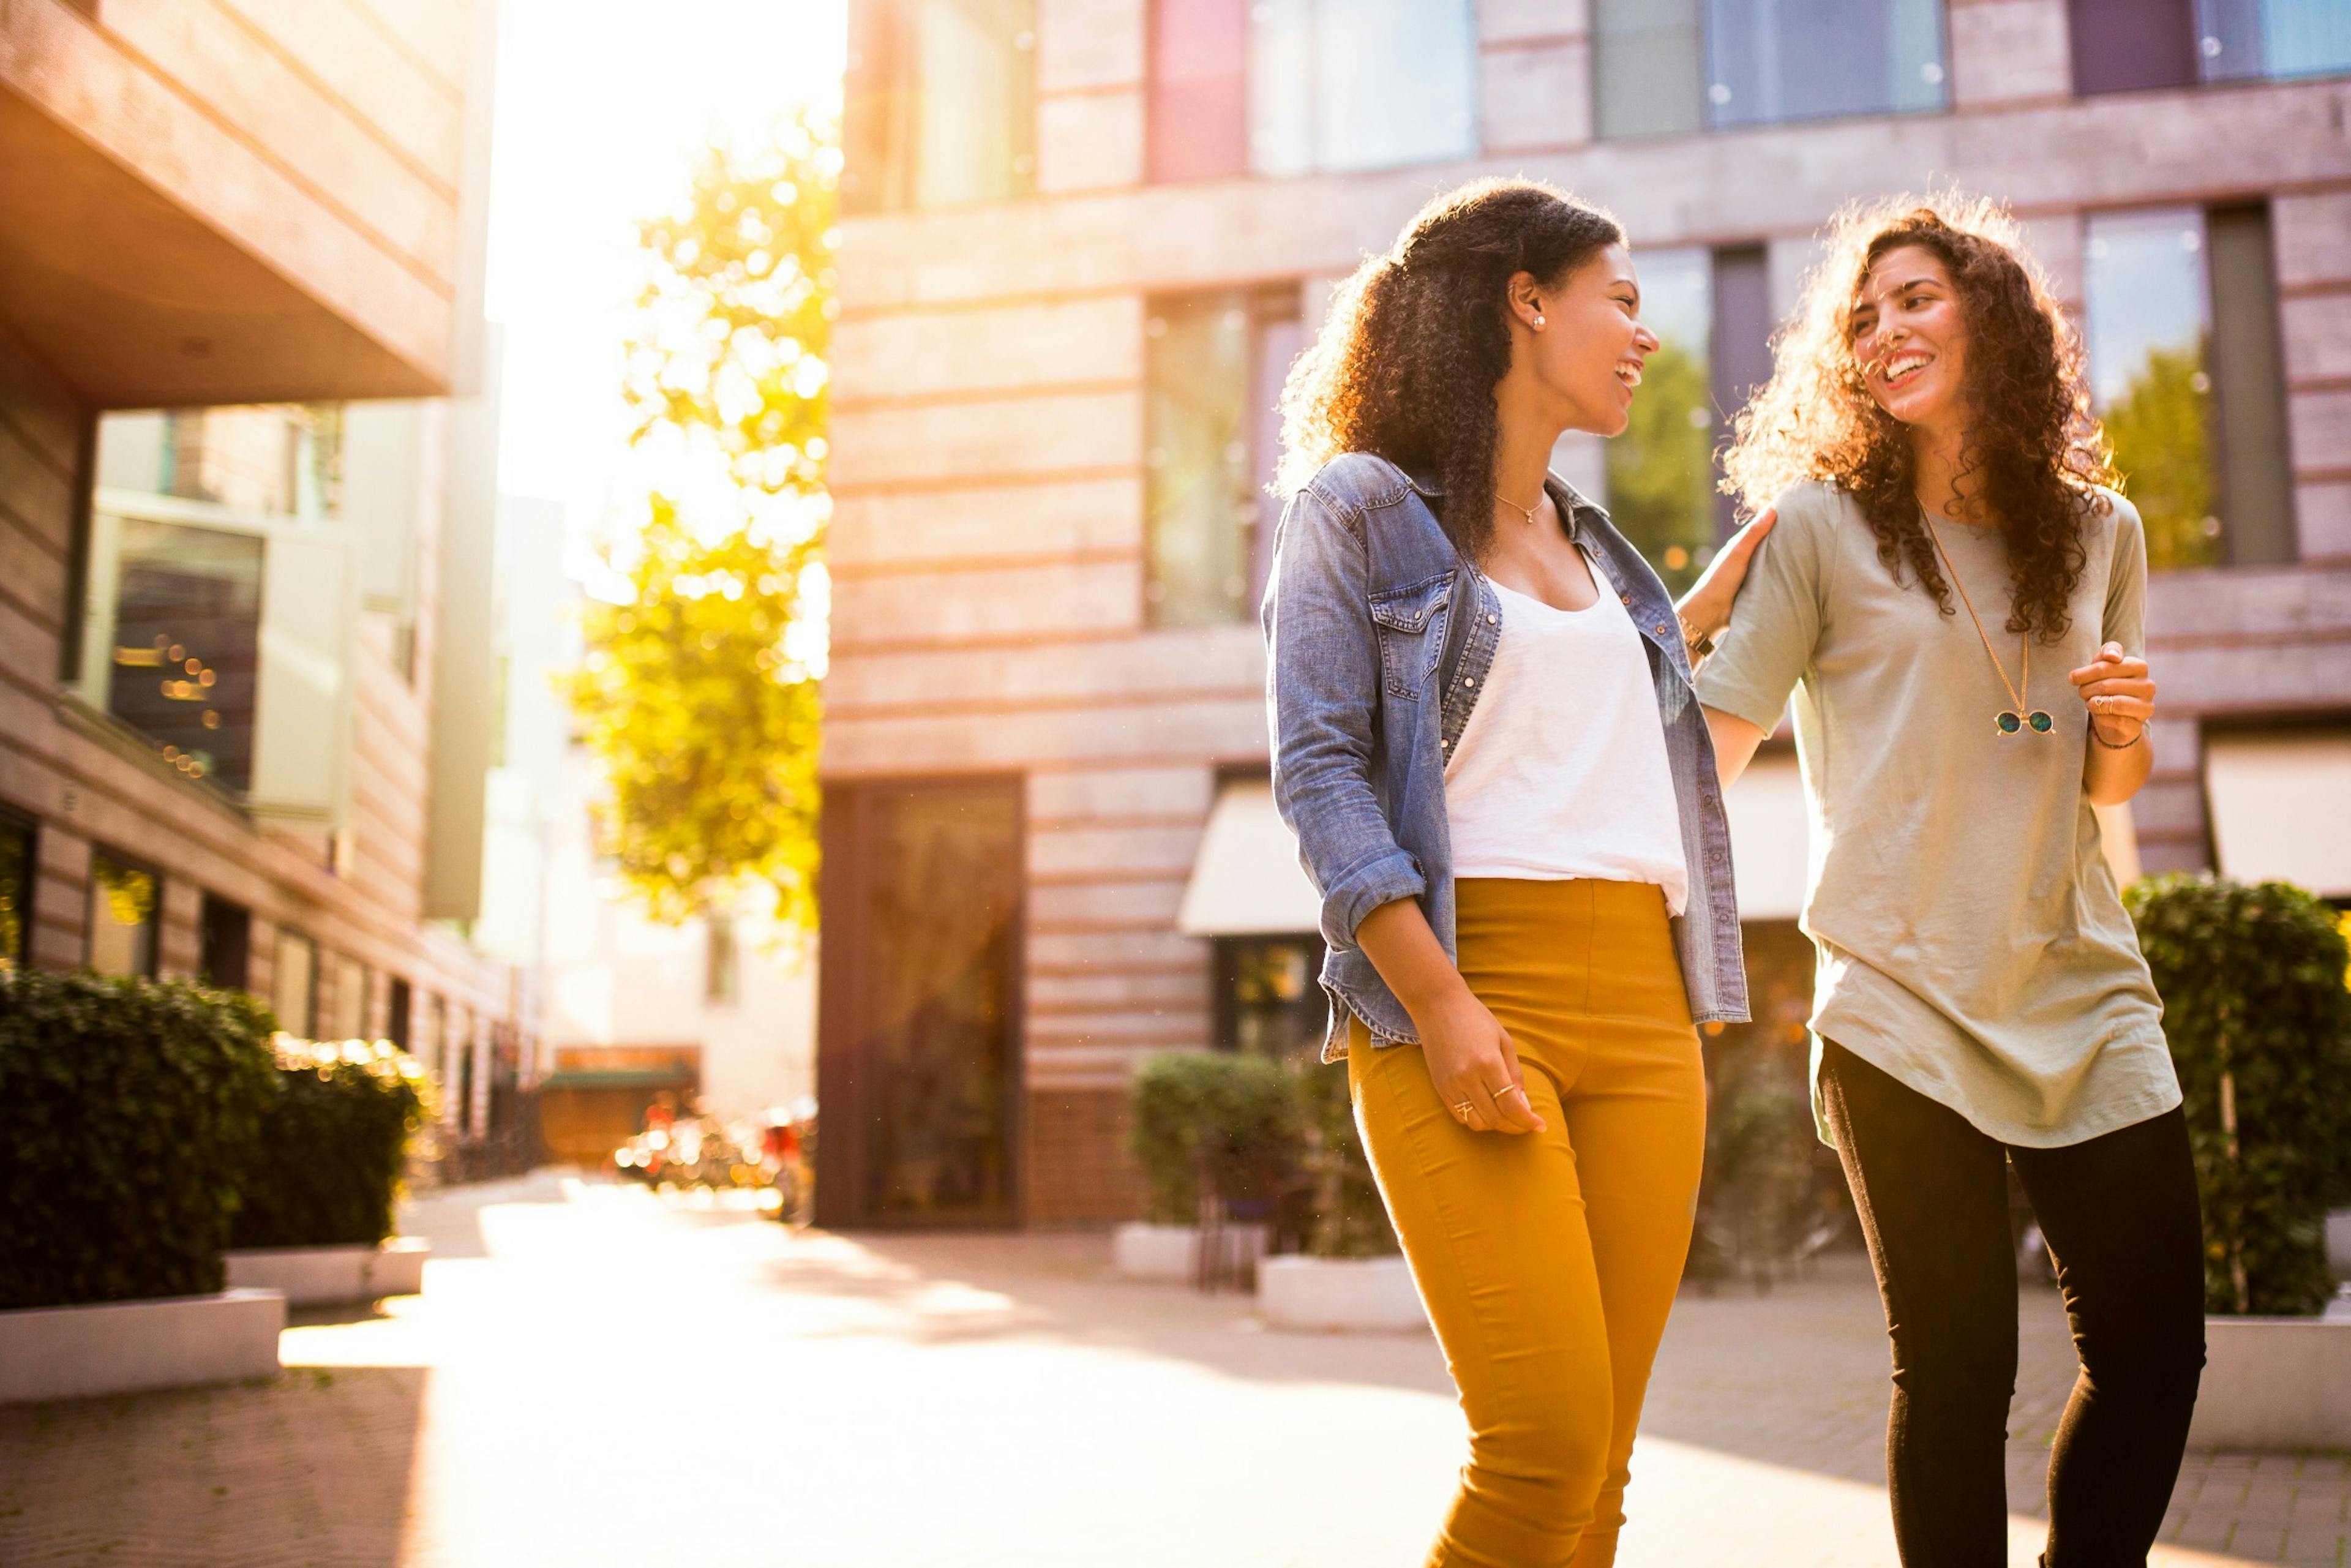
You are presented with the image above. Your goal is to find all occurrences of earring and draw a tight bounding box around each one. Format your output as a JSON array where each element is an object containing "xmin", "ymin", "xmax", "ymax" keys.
[{"xmin": 1533, "ymin": 314, "xmax": 1546, "ymax": 329}]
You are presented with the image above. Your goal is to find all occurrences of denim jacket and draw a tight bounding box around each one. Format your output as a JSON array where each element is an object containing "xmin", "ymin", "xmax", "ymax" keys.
[{"xmin": 1263, "ymin": 451, "xmax": 1750, "ymax": 1061}]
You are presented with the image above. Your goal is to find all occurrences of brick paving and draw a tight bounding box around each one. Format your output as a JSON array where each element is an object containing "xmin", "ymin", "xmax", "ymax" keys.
[{"xmin": 0, "ymin": 1171, "xmax": 2340, "ymax": 1567}]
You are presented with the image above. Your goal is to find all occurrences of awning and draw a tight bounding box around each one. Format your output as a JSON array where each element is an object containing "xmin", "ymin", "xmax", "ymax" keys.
[
  {"xmin": 2203, "ymin": 732, "xmax": 2351, "ymax": 897},
  {"xmin": 1177, "ymin": 779, "xmax": 1324, "ymax": 937},
  {"xmin": 1723, "ymin": 754, "xmax": 1811, "ymax": 921}
]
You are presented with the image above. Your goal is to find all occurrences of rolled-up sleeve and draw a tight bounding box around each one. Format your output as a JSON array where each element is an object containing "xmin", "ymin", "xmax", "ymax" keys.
[{"xmin": 1263, "ymin": 485, "xmax": 1426, "ymax": 951}]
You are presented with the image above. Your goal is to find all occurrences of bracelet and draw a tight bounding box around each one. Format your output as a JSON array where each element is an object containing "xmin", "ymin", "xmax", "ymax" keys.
[{"xmin": 2091, "ymin": 716, "xmax": 2148, "ymax": 750}]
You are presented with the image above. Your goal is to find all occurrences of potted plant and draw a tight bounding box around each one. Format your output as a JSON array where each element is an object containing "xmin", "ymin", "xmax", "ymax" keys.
[
  {"xmin": 224, "ymin": 1035, "xmax": 435, "ymax": 1305},
  {"xmin": 1258, "ymin": 1057, "xmax": 1422, "ymax": 1332},
  {"xmin": 1118, "ymin": 1051, "xmax": 1294, "ymax": 1285},
  {"xmin": 2129, "ymin": 875, "xmax": 2351, "ymax": 1448},
  {"xmin": 0, "ymin": 972, "xmax": 285, "ymax": 1402}
]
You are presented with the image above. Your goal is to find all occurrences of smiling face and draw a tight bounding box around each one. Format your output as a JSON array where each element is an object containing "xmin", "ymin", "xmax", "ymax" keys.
[
  {"xmin": 1516, "ymin": 242, "xmax": 1658, "ymax": 438},
  {"xmin": 1849, "ymin": 244, "xmax": 1971, "ymax": 435}
]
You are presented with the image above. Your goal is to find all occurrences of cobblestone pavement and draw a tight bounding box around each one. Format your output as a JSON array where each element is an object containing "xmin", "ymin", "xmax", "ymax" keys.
[{"xmin": 0, "ymin": 1171, "xmax": 2341, "ymax": 1567}]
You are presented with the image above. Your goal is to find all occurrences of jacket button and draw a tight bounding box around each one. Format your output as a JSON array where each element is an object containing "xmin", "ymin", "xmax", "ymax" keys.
[
  {"xmin": 1486, "ymin": 613, "xmax": 1498, "ymax": 625},
  {"xmin": 1620, "ymin": 593, "xmax": 1631, "ymax": 605},
  {"xmin": 1654, "ymin": 621, "xmax": 1670, "ymax": 636},
  {"xmin": 1462, "ymin": 675, "xmax": 1475, "ymax": 687}
]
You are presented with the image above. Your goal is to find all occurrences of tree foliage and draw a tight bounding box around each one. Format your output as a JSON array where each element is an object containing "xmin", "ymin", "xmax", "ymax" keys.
[
  {"xmin": 2127, "ymin": 875, "xmax": 2351, "ymax": 1315},
  {"xmin": 570, "ymin": 111, "xmax": 836, "ymax": 928},
  {"xmin": 2102, "ymin": 341, "xmax": 2219, "ymax": 571},
  {"xmin": 1603, "ymin": 340, "xmax": 1715, "ymax": 594}
]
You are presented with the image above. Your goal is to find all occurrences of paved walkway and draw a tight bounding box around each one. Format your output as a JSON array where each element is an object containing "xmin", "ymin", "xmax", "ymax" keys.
[{"xmin": 0, "ymin": 1172, "xmax": 2342, "ymax": 1567}]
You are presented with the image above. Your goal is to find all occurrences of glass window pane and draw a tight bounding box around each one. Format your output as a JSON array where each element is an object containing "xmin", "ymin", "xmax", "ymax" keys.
[
  {"xmin": 1147, "ymin": 293, "xmax": 1254, "ymax": 626},
  {"xmin": 1607, "ymin": 249, "xmax": 1718, "ymax": 593},
  {"xmin": 1247, "ymin": 0, "xmax": 1315, "ymax": 177},
  {"xmin": 86, "ymin": 850, "xmax": 157, "ymax": 979},
  {"xmin": 1247, "ymin": 0, "xmax": 1477, "ymax": 175},
  {"xmin": 913, "ymin": 0, "xmax": 1035, "ymax": 208},
  {"xmin": 2086, "ymin": 208, "xmax": 2222, "ymax": 570},
  {"xmin": 1218, "ymin": 935, "xmax": 1329, "ymax": 1059},
  {"xmin": 2072, "ymin": 0, "xmax": 2199, "ymax": 93},
  {"xmin": 2195, "ymin": 0, "xmax": 2264, "ymax": 78},
  {"xmin": 106, "ymin": 517, "xmax": 263, "ymax": 793},
  {"xmin": 0, "ymin": 817, "xmax": 31, "ymax": 972},
  {"xmin": 2265, "ymin": 0, "xmax": 2351, "ymax": 76},
  {"xmin": 1152, "ymin": 0, "xmax": 1251, "ymax": 180},
  {"xmin": 1312, "ymin": 0, "xmax": 1477, "ymax": 171},
  {"xmin": 275, "ymin": 930, "xmax": 317, "ymax": 1037},
  {"xmin": 198, "ymin": 893, "xmax": 250, "ymax": 991},
  {"xmin": 1595, "ymin": 0, "xmax": 1705, "ymax": 138},
  {"xmin": 1705, "ymin": 0, "xmax": 1948, "ymax": 129}
]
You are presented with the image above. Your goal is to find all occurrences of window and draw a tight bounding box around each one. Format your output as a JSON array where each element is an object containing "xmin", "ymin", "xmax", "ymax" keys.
[
  {"xmin": 86, "ymin": 849, "xmax": 158, "ymax": 978},
  {"xmin": 2085, "ymin": 203, "xmax": 2296, "ymax": 570},
  {"xmin": 79, "ymin": 460, "xmax": 357, "ymax": 826},
  {"xmin": 328, "ymin": 952, "xmax": 369, "ymax": 1038},
  {"xmin": 705, "ymin": 915, "xmax": 740, "ymax": 1005},
  {"xmin": 198, "ymin": 893, "xmax": 250, "ymax": 991},
  {"xmin": 844, "ymin": 0, "xmax": 1037, "ymax": 214},
  {"xmin": 97, "ymin": 516, "xmax": 262, "ymax": 792},
  {"xmin": 1214, "ymin": 935, "xmax": 1328, "ymax": 1059},
  {"xmin": 1144, "ymin": 286, "xmax": 1302, "ymax": 626},
  {"xmin": 0, "ymin": 813, "xmax": 32, "ymax": 972},
  {"xmin": 274, "ymin": 930, "xmax": 317, "ymax": 1037},
  {"xmin": 2199, "ymin": 0, "xmax": 2351, "ymax": 80},
  {"xmin": 1148, "ymin": 0, "xmax": 1478, "ymax": 180},
  {"xmin": 386, "ymin": 977, "xmax": 412, "ymax": 1050},
  {"xmin": 2071, "ymin": 0, "xmax": 2351, "ymax": 91},
  {"xmin": 1595, "ymin": 0, "xmax": 1948, "ymax": 138},
  {"xmin": 1588, "ymin": 244, "xmax": 1775, "ymax": 593}
]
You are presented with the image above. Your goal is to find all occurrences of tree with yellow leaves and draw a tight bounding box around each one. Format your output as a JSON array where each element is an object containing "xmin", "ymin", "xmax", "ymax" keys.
[{"xmin": 568, "ymin": 111, "xmax": 834, "ymax": 928}]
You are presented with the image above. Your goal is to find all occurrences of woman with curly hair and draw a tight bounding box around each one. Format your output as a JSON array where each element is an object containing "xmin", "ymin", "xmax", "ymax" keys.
[
  {"xmin": 1695, "ymin": 196, "xmax": 2201, "ymax": 1564},
  {"xmin": 1265, "ymin": 176, "xmax": 1766, "ymax": 1567}
]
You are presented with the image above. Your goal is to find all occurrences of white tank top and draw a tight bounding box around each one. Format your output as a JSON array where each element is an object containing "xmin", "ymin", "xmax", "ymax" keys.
[{"xmin": 1443, "ymin": 568, "xmax": 1689, "ymax": 915}]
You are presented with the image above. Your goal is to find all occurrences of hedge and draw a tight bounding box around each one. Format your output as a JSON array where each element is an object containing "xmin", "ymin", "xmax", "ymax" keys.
[
  {"xmin": 2128, "ymin": 875, "xmax": 2351, "ymax": 1316},
  {"xmin": 1128, "ymin": 1051, "xmax": 1297, "ymax": 1226},
  {"xmin": 0, "ymin": 970, "xmax": 278, "ymax": 1310},
  {"xmin": 230, "ymin": 1036, "xmax": 431, "ymax": 1250}
]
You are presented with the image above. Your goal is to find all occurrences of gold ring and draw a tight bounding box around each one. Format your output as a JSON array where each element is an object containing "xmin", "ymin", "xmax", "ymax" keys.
[{"xmin": 1453, "ymin": 1100, "xmax": 1475, "ymax": 1121}]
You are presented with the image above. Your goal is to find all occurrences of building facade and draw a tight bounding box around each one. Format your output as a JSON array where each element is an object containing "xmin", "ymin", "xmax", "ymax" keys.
[
  {"xmin": 822, "ymin": 0, "xmax": 2351, "ymax": 1227},
  {"xmin": 0, "ymin": 0, "xmax": 533, "ymax": 1153}
]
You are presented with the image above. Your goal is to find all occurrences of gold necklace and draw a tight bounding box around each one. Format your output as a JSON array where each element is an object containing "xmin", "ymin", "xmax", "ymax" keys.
[
  {"xmin": 1919, "ymin": 505, "xmax": 2052, "ymax": 737},
  {"xmin": 1496, "ymin": 487, "xmax": 1543, "ymax": 527}
]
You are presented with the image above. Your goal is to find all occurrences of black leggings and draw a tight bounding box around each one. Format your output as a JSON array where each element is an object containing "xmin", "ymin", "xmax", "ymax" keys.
[{"xmin": 1817, "ymin": 1041, "xmax": 2205, "ymax": 1568}]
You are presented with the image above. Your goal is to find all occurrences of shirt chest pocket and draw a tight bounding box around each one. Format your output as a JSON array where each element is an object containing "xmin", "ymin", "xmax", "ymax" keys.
[{"xmin": 1368, "ymin": 574, "xmax": 1453, "ymax": 701}]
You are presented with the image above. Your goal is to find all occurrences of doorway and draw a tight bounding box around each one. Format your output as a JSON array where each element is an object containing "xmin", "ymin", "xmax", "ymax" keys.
[{"xmin": 816, "ymin": 776, "xmax": 1024, "ymax": 1228}]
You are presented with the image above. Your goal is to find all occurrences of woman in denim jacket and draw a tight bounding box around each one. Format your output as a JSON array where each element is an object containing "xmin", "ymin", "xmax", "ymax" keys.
[{"xmin": 1265, "ymin": 178, "xmax": 1767, "ymax": 1568}]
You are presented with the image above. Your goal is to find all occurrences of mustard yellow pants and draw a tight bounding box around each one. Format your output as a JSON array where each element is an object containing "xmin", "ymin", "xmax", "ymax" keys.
[{"xmin": 1349, "ymin": 877, "xmax": 1708, "ymax": 1568}]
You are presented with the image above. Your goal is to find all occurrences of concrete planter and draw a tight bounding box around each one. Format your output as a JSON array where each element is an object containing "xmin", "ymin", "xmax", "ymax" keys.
[
  {"xmin": 1258, "ymin": 1254, "xmax": 1427, "ymax": 1332},
  {"xmin": 224, "ymin": 1237, "xmax": 430, "ymax": 1305},
  {"xmin": 1112, "ymin": 1223, "xmax": 1267, "ymax": 1286},
  {"xmin": 0, "ymin": 1289, "xmax": 285, "ymax": 1405},
  {"xmin": 2188, "ymin": 1316, "xmax": 2351, "ymax": 1450}
]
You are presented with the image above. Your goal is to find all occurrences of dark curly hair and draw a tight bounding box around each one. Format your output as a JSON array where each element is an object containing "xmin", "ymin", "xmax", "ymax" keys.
[
  {"xmin": 1276, "ymin": 178, "xmax": 1623, "ymax": 562},
  {"xmin": 1723, "ymin": 194, "xmax": 2121, "ymax": 642}
]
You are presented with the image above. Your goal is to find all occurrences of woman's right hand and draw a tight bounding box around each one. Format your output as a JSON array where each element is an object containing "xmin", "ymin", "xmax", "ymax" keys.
[{"xmin": 1415, "ymin": 983, "xmax": 1547, "ymax": 1136}]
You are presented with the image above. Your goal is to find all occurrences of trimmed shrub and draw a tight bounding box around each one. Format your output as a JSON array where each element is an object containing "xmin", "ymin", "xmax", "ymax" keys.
[
  {"xmin": 1288, "ymin": 1058, "xmax": 1397, "ymax": 1258},
  {"xmin": 1129, "ymin": 1051, "xmax": 1297, "ymax": 1226},
  {"xmin": 230, "ymin": 1037, "xmax": 432, "ymax": 1250},
  {"xmin": 2128, "ymin": 875, "xmax": 2351, "ymax": 1316},
  {"xmin": 0, "ymin": 970, "xmax": 278, "ymax": 1310}
]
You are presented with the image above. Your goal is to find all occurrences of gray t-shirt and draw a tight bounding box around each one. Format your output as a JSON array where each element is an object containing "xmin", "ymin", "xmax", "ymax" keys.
[{"xmin": 1697, "ymin": 480, "xmax": 2178, "ymax": 1148}]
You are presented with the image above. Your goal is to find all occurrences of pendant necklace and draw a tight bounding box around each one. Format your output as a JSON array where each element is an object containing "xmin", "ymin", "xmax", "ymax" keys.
[{"xmin": 1920, "ymin": 504, "xmax": 2052, "ymax": 736}]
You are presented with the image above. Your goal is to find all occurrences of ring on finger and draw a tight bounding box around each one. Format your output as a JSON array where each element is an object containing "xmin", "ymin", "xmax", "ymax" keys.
[{"xmin": 1452, "ymin": 1100, "xmax": 1475, "ymax": 1122}]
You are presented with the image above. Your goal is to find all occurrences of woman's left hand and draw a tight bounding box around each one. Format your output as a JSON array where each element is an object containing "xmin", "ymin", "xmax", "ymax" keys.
[
  {"xmin": 2068, "ymin": 641, "xmax": 2156, "ymax": 744},
  {"xmin": 1674, "ymin": 507, "xmax": 1776, "ymax": 656}
]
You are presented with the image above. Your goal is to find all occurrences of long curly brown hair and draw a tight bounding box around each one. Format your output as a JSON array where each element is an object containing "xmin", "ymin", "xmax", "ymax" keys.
[
  {"xmin": 1722, "ymin": 194, "xmax": 2120, "ymax": 640},
  {"xmin": 1276, "ymin": 178, "xmax": 1622, "ymax": 561}
]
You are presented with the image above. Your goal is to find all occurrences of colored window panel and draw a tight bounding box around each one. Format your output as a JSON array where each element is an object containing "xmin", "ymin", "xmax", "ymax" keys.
[{"xmin": 2086, "ymin": 208, "xmax": 2223, "ymax": 569}]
